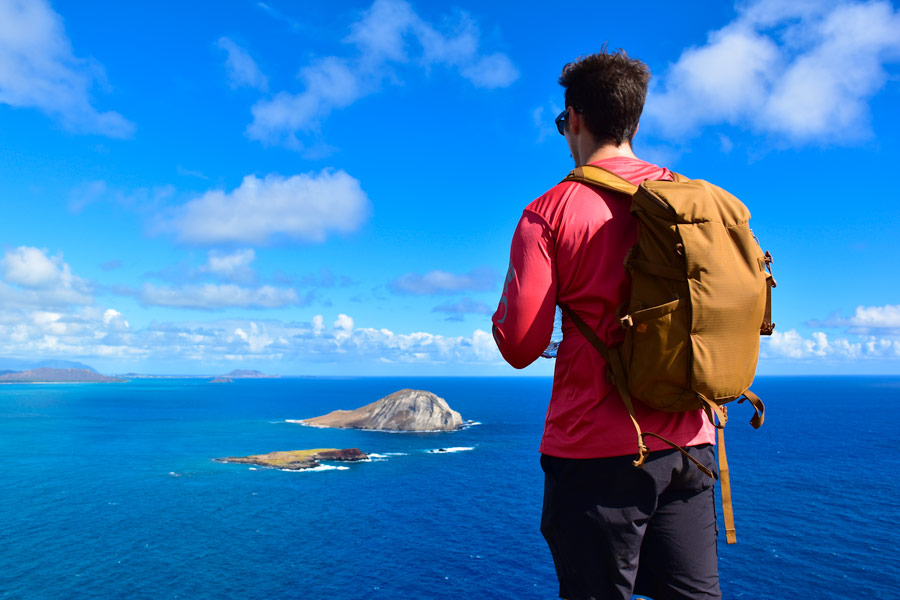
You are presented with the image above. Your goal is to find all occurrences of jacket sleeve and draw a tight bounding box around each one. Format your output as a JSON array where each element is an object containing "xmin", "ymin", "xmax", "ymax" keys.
[{"xmin": 491, "ymin": 210, "xmax": 557, "ymax": 369}]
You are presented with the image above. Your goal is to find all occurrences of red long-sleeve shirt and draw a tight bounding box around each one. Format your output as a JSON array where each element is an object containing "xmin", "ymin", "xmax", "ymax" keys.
[{"xmin": 492, "ymin": 156, "xmax": 715, "ymax": 459}]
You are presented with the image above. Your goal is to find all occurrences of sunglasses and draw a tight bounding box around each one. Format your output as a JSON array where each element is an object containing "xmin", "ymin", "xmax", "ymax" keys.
[{"xmin": 554, "ymin": 106, "xmax": 583, "ymax": 135}]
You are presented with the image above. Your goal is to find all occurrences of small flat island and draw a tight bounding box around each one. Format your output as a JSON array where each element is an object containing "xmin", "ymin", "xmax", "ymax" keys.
[
  {"xmin": 217, "ymin": 448, "xmax": 368, "ymax": 470},
  {"xmin": 294, "ymin": 388, "xmax": 463, "ymax": 432}
]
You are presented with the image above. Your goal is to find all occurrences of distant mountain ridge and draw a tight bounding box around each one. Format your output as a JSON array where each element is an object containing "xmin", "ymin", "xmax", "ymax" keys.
[
  {"xmin": 0, "ymin": 368, "xmax": 124, "ymax": 383},
  {"xmin": 221, "ymin": 370, "xmax": 279, "ymax": 379},
  {"xmin": 0, "ymin": 359, "xmax": 97, "ymax": 372}
]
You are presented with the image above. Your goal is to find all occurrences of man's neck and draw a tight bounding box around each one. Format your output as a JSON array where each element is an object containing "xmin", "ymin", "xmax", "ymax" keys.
[{"xmin": 577, "ymin": 142, "xmax": 638, "ymax": 166}]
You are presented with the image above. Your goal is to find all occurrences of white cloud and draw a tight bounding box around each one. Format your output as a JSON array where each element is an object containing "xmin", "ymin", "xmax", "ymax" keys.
[
  {"xmin": 102, "ymin": 308, "xmax": 129, "ymax": 330},
  {"xmin": 0, "ymin": 305, "xmax": 146, "ymax": 361},
  {"xmin": 234, "ymin": 322, "xmax": 276, "ymax": 352},
  {"xmin": 169, "ymin": 170, "xmax": 370, "ymax": 245},
  {"xmin": 644, "ymin": 0, "xmax": 900, "ymax": 145},
  {"xmin": 312, "ymin": 314, "xmax": 325, "ymax": 335},
  {"xmin": 390, "ymin": 267, "xmax": 498, "ymax": 295},
  {"xmin": 200, "ymin": 249, "xmax": 257, "ymax": 282},
  {"xmin": 847, "ymin": 304, "xmax": 900, "ymax": 329},
  {"xmin": 0, "ymin": 246, "xmax": 91, "ymax": 307},
  {"xmin": 217, "ymin": 37, "xmax": 268, "ymax": 91},
  {"xmin": 246, "ymin": 0, "xmax": 517, "ymax": 147},
  {"xmin": 140, "ymin": 283, "xmax": 300, "ymax": 310},
  {"xmin": 247, "ymin": 58, "xmax": 362, "ymax": 147},
  {"xmin": 812, "ymin": 303, "xmax": 900, "ymax": 334},
  {"xmin": 762, "ymin": 328, "xmax": 900, "ymax": 359},
  {"xmin": 460, "ymin": 53, "xmax": 519, "ymax": 89},
  {"xmin": 0, "ymin": 0, "xmax": 134, "ymax": 137},
  {"xmin": 333, "ymin": 313, "xmax": 354, "ymax": 340},
  {"xmin": 2, "ymin": 246, "xmax": 64, "ymax": 287},
  {"xmin": 0, "ymin": 305, "xmax": 504, "ymax": 368}
]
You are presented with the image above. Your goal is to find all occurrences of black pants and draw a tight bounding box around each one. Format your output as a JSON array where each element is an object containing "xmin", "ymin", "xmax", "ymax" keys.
[{"xmin": 540, "ymin": 445, "xmax": 721, "ymax": 600}]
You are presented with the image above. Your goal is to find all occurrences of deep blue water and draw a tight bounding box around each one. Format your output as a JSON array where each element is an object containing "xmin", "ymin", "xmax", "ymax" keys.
[{"xmin": 0, "ymin": 376, "xmax": 898, "ymax": 599}]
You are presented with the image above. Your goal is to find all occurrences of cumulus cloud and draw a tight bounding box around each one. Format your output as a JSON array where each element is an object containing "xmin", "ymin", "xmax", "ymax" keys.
[
  {"xmin": 0, "ymin": 304, "xmax": 504, "ymax": 368},
  {"xmin": 2, "ymin": 246, "xmax": 64, "ymax": 287},
  {"xmin": 200, "ymin": 249, "xmax": 257, "ymax": 283},
  {"xmin": 140, "ymin": 283, "xmax": 301, "ymax": 310},
  {"xmin": 0, "ymin": 0, "xmax": 134, "ymax": 137},
  {"xmin": 760, "ymin": 303, "xmax": 900, "ymax": 361},
  {"xmin": 312, "ymin": 314, "xmax": 325, "ymax": 335},
  {"xmin": 389, "ymin": 267, "xmax": 498, "ymax": 295},
  {"xmin": 762, "ymin": 328, "xmax": 900, "ymax": 360},
  {"xmin": 246, "ymin": 0, "xmax": 518, "ymax": 148},
  {"xmin": 234, "ymin": 322, "xmax": 276, "ymax": 352},
  {"xmin": 217, "ymin": 37, "xmax": 268, "ymax": 91},
  {"xmin": 845, "ymin": 304, "xmax": 900, "ymax": 331},
  {"xmin": 765, "ymin": 329, "xmax": 869, "ymax": 359},
  {"xmin": 168, "ymin": 170, "xmax": 370, "ymax": 245},
  {"xmin": 644, "ymin": 0, "xmax": 900, "ymax": 145},
  {"xmin": 0, "ymin": 305, "xmax": 146, "ymax": 360},
  {"xmin": 809, "ymin": 303, "xmax": 900, "ymax": 335},
  {"xmin": 0, "ymin": 246, "xmax": 91, "ymax": 306}
]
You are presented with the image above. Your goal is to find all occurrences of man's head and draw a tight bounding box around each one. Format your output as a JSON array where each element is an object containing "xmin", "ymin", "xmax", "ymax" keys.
[{"xmin": 558, "ymin": 47, "xmax": 650, "ymax": 147}]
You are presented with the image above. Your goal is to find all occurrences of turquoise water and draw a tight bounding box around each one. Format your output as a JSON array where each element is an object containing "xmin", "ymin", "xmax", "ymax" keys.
[{"xmin": 0, "ymin": 376, "xmax": 897, "ymax": 599}]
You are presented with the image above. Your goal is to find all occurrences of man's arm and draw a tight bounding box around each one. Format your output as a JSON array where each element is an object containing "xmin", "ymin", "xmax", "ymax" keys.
[{"xmin": 491, "ymin": 211, "xmax": 557, "ymax": 369}]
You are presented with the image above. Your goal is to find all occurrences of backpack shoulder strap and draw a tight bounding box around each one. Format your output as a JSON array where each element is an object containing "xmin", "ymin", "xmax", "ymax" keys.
[
  {"xmin": 563, "ymin": 165, "xmax": 639, "ymax": 195},
  {"xmin": 564, "ymin": 165, "xmax": 690, "ymax": 194}
]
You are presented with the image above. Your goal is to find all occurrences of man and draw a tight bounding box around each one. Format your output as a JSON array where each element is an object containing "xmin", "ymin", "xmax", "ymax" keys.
[{"xmin": 492, "ymin": 49, "xmax": 720, "ymax": 600}]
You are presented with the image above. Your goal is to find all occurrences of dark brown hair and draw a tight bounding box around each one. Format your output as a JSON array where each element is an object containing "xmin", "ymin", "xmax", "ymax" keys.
[{"xmin": 559, "ymin": 47, "xmax": 650, "ymax": 146}]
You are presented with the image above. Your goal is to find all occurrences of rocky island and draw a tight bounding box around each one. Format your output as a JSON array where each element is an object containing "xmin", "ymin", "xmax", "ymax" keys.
[
  {"xmin": 294, "ymin": 388, "xmax": 463, "ymax": 432},
  {"xmin": 217, "ymin": 448, "xmax": 367, "ymax": 470}
]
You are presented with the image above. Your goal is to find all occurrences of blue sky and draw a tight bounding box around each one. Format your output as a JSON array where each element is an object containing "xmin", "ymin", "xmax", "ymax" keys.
[{"xmin": 1, "ymin": 0, "xmax": 899, "ymax": 375}]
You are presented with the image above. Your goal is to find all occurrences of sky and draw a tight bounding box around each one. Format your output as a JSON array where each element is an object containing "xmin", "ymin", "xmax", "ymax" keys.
[{"xmin": 1, "ymin": 0, "xmax": 899, "ymax": 376}]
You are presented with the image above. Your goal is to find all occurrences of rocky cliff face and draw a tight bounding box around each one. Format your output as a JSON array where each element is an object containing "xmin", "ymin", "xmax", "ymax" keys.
[{"xmin": 300, "ymin": 389, "xmax": 463, "ymax": 431}]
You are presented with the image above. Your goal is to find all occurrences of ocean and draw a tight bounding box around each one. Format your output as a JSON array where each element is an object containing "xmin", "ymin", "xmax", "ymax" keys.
[{"xmin": 0, "ymin": 376, "xmax": 897, "ymax": 599}]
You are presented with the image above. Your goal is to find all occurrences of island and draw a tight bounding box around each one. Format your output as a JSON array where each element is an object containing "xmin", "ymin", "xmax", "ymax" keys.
[
  {"xmin": 221, "ymin": 369, "xmax": 279, "ymax": 379},
  {"xmin": 0, "ymin": 367, "xmax": 125, "ymax": 383},
  {"xmin": 217, "ymin": 448, "xmax": 368, "ymax": 470},
  {"xmin": 294, "ymin": 388, "xmax": 463, "ymax": 431}
]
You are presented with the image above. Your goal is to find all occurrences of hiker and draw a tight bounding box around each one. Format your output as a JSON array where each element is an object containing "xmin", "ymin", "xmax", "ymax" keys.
[{"xmin": 492, "ymin": 49, "xmax": 722, "ymax": 600}]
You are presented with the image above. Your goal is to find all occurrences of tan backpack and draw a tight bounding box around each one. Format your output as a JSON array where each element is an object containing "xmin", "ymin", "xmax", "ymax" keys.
[{"xmin": 559, "ymin": 164, "xmax": 776, "ymax": 544}]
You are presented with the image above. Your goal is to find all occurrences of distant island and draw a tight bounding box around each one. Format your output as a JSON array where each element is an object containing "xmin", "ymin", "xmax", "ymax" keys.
[
  {"xmin": 217, "ymin": 448, "xmax": 368, "ymax": 470},
  {"xmin": 0, "ymin": 368, "xmax": 125, "ymax": 383},
  {"xmin": 294, "ymin": 389, "xmax": 464, "ymax": 432},
  {"xmin": 206, "ymin": 369, "xmax": 279, "ymax": 383},
  {"xmin": 0, "ymin": 359, "xmax": 97, "ymax": 372}
]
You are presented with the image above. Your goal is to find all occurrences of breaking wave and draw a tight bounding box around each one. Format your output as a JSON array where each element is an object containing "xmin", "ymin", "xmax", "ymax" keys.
[{"xmin": 426, "ymin": 447, "xmax": 474, "ymax": 454}]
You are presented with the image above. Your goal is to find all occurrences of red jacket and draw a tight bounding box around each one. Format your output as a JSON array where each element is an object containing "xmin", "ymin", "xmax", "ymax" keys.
[{"xmin": 492, "ymin": 156, "xmax": 715, "ymax": 458}]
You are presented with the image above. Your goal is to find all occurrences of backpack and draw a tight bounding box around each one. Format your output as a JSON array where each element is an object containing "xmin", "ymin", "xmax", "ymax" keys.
[{"xmin": 559, "ymin": 164, "xmax": 776, "ymax": 544}]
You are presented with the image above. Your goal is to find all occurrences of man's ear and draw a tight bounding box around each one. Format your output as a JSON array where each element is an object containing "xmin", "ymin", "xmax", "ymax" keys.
[{"xmin": 569, "ymin": 109, "xmax": 582, "ymax": 135}]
